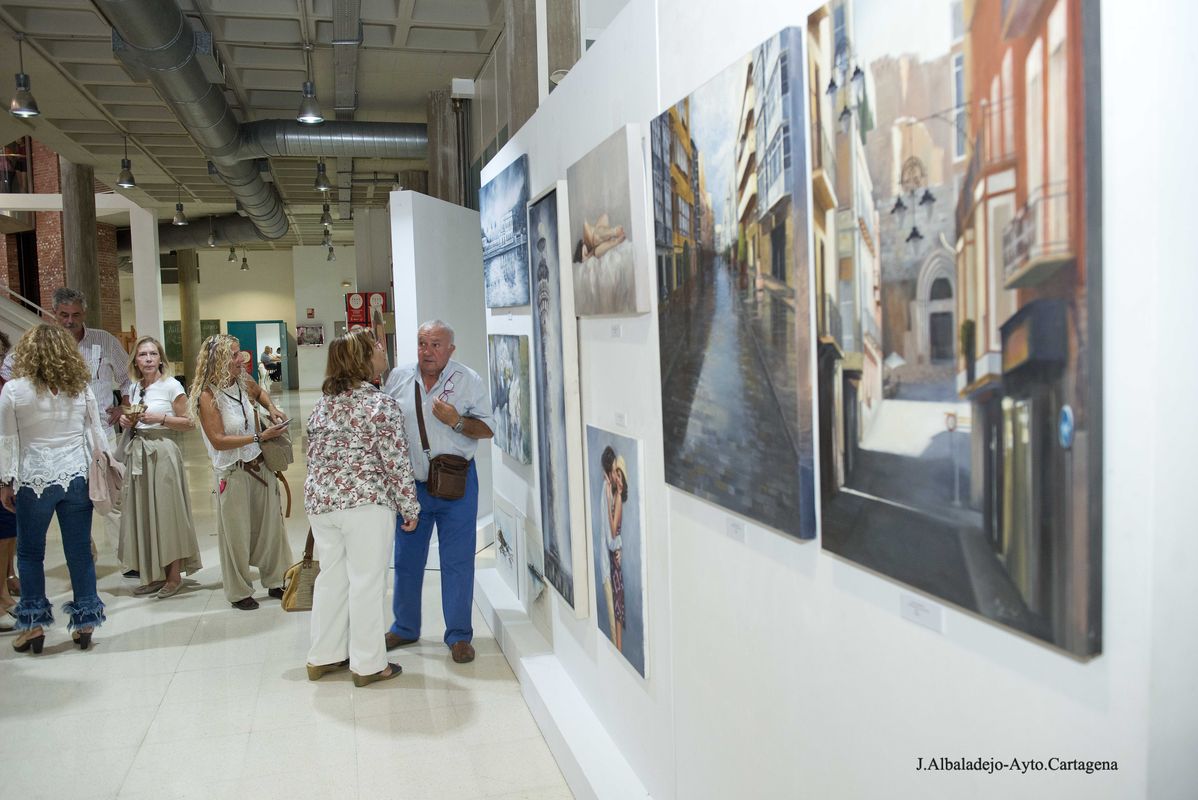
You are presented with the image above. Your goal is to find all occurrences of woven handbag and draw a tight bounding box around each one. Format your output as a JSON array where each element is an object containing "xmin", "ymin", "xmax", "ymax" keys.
[
  {"xmin": 281, "ymin": 529, "xmax": 319, "ymax": 612},
  {"xmin": 85, "ymin": 401, "xmax": 124, "ymax": 516}
]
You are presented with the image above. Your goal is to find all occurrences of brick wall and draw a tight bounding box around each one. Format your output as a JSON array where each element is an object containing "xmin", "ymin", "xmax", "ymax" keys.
[
  {"xmin": 31, "ymin": 141, "xmax": 63, "ymax": 311},
  {"xmin": 97, "ymin": 223, "xmax": 121, "ymax": 336},
  {"xmin": 0, "ymin": 234, "xmax": 18, "ymax": 291}
]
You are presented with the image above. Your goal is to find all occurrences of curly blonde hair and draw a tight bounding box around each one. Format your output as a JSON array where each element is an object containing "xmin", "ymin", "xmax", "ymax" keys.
[
  {"xmin": 127, "ymin": 335, "xmax": 171, "ymax": 383},
  {"xmin": 12, "ymin": 323, "xmax": 91, "ymax": 397},
  {"xmin": 187, "ymin": 334, "xmax": 242, "ymax": 421}
]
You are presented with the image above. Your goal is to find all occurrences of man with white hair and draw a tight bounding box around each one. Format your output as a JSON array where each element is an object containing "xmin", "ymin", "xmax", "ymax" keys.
[
  {"xmin": 1, "ymin": 288, "xmax": 132, "ymax": 571},
  {"xmin": 382, "ymin": 320, "xmax": 493, "ymax": 664}
]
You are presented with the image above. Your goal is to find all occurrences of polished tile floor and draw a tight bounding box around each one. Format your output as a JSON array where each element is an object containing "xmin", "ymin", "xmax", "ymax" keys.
[{"xmin": 0, "ymin": 387, "xmax": 571, "ymax": 800}]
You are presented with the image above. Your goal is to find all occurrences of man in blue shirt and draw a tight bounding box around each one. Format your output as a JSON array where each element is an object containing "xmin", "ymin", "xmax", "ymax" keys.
[{"xmin": 383, "ymin": 320, "xmax": 493, "ymax": 663}]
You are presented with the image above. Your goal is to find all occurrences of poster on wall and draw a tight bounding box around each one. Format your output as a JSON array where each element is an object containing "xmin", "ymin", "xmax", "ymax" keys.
[
  {"xmin": 296, "ymin": 324, "xmax": 325, "ymax": 346},
  {"xmin": 566, "ymin": 125, "xmax": 651, "ymax": 316},
  {"xmin": 653, "ymin": 28, "xmax": 817, "ymax": 540},
  {"xmin": 807, "ymin": 0, "xmax": 1102, "ymax": 656},
  {"xmin": 487, "ymin": 334, "xmax": 532, "ymax": 464},
  {"xmin": 481, "ymin": 154, "xmax": 531, "ymax": 308},
  {"xmin": 528, "ymin": 183, "xmax": 588, "ymax": 614},
  {"xmin": 346, "ymin": 291, "xmax": 386, "ymax": 331},
  {"xmin": 586, "ymin": 425, "xmax": 646, "ymax": 677},
  {"xmin": 492, "ymin": 496, "xmax": 522, "ymax": 600}
]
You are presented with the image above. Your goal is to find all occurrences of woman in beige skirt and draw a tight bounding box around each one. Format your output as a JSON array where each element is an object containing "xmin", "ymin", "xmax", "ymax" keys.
[
  {"xmin": 118, "ymin": 336, "xmax": 202, "ymax": 598},
  {"xmin": 189, "ymin": 334, "xmax": 292, "ymax": 611}
]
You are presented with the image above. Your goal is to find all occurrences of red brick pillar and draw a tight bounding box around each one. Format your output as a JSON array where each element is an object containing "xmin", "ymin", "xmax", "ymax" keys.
[
  {"xmin": 97, "ymin": 223, "xmax": 122, "ymax": 337},
  {"xmin": 31, "ymin": 140, "xmax": 64, "ymax": 310}
]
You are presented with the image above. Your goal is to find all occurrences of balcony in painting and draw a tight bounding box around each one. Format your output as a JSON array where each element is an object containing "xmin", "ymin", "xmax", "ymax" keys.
[
  {"xmin": 811, "ymin": 122, "xmax": 838, "ymax": 210},
  {"xmin": 1002, "ymin": 184, "xmax": 1075, "ymax": 289}
]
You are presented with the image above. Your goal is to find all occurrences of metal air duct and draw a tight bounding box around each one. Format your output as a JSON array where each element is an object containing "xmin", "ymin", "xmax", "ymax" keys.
[{"xmin": 237, "ymin": 120, "xmax": 428, "ymax": 160}]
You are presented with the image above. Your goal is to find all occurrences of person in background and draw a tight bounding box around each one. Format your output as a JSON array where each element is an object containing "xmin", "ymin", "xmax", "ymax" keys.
[
  {"xmin": 304, "ymin": 329, "xmax": 420, "ymax": 686},
  {"xmin": 0, "ymin": 324, "xmax": 112, "ymax": 653},
  {"xmin": 0, "ymin": 331, "xmax": 15, "ymax": 625},
  {"xmin": 188, "ymin": 335, "xmax": 292, "ymax": 610},
  {"xmin": 382, "ymin": 320, "xmax": 493, "ymax": 664},
  {"xmin": 0, "ymin": 288, "xmax": 133, "ymax": 576},
  {"xmin": 118, "ymin": 336, "xmax": 202, "ymax": 599}
]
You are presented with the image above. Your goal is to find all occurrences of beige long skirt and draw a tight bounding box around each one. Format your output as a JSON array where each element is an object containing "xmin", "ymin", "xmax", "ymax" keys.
[{"xmin": 117, "ymin": 429, "xmax": 203, "ymax": 582}]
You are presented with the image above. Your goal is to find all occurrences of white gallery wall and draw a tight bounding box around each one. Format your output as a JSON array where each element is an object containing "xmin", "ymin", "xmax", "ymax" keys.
[
  {"xmin": 292, "ymin": 245, "xmax": 357, "ymax": 390},
  {"xmin": 476, "ymin": 0, "xmax": 1198, "ymax": 798}
]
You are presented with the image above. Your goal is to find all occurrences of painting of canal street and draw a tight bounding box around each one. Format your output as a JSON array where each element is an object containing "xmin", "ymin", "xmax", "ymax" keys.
[
  {"xmin": 808, "ymin": 0, "xmax": 1102, "ymax": 655},
  {"xmin": 654, "ymin": 28, "xmax": 816, "ymax": 540}
]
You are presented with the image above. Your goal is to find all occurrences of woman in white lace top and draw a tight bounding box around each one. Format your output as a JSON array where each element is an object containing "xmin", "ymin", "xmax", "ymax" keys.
[{"xmin": 0, "ymin": 324, "xmax": 113, "ymax": 654}]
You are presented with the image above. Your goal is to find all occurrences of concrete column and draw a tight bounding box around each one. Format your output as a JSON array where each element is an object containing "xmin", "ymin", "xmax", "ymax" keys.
[
  {"xmin": 546, "ymin": 0, "xmax": 581, "ymax": 91},
  {"xmin": 128, "ymin": 203, "xmax": 163, "ymax": 342},
  {"xmin": 176, "ymin": 249, "xmax": 200, "ymax": 378},
  {"xmin": 427, "ymin": 88, "xmax": 461, "ymax": 205},
  {"xmin": 59, "ymin": 158, "xmax": 101, "ymax": 328},
  {"xmin": 504, "ymin": 0, "xmax": 539, "ymax": 135}
]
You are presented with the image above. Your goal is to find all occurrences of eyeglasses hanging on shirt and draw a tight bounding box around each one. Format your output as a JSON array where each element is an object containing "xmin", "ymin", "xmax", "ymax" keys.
[{"xmin": 438, "ymin": 370, "xmax": 461, "ymax": 403}]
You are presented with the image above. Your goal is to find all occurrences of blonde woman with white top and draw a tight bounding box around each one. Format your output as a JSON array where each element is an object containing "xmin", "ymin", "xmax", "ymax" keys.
[
  {"xmin": 0, "ymin": 324, "xmax": 113, "ymax": 653},
  {"xmin": 188, "ymin": 334, "xmax": 292, "ymax": 610},
  {"xmin": 117, "ymin": 336, "xmax": 202, "ymax": 599}
]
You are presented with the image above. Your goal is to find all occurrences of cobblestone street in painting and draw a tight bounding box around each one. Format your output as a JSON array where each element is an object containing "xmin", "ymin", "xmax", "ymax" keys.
[{"xmin": 661, "ymin": 257, "xmax": 802, "ymax": 535}]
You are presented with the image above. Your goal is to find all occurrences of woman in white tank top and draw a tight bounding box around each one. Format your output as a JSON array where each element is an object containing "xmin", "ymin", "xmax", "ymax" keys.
[{"xmin": 187, "ymin": 335, "xmax": 293, "ymax": 611}]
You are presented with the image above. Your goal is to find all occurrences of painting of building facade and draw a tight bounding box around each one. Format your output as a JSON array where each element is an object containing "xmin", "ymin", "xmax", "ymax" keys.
[
  {"xmin": 586, "ymin": 425, "xmax": 646, "ymax": 677},
  {"xmin": 654, "ymin": 28, "xmax": 816, "ymax": 539},
  {"xmin": 481, "ymin": 154, "xmax": 531, "ymax": 308},
  {"xmin": 808, "ymin": 0, "xmax": 1102, "ymax": 655},
  {"xmin": 528, "ymin": 186, "xmax": 587, "ymax": 610},
  {"xmin": 567, "ymin": 126, "xmax": 651, "ymax": 316},
  {"xmin": 487, "ymin": 334, "xmax": 532, "ymax": 464}
]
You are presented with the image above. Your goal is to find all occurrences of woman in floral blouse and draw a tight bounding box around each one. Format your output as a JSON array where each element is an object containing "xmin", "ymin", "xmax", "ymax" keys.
[{"xmin": 304, "ymin": 328, "xmax": 419, "ymax": 687}]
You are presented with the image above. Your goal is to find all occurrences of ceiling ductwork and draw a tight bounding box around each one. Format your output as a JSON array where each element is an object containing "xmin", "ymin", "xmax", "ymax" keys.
[
  {"xmin": 237, "ymin": 120, "xmax": 428, "ymax": 160},
  {"xmin": 97, "ymin": 0, "xmax": 428, "ymax": 244}
]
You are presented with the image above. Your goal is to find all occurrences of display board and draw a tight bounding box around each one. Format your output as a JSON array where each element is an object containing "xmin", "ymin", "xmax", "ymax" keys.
[
  {"xmin": 487, "ymin": 333, "xmax": 533, "ymax": 464},
  {"xmin": 481, "ymin": 154, "xmax": 532, "ymax": 308},
  {"xmin": 807, "ymin": 0, "xmax": 1103, "ymax": 656},
  {"xmin": 567, "ymin": 125, "xmax": 651, "ymax": 316},
  {"xmin": 586, "ymin": 425, "xmax": 646, "ymax": 677},
  {"xmin": 653, "ymin": 28, "xmax": 817, "ymax": 540},
  {"xmin": 528, "ymin": 182, "xmax": 589, "ymax": 615}
]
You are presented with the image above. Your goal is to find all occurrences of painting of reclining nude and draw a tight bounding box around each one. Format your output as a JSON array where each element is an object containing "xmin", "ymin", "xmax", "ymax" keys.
[
  {"xmin": 567, "ymin": 125, "xmax": 651, "ymax": 316},
  {"xmin": 807, "ymin": 0, "xmax": 1102, "ymax": 656},
  {"xmin": 653, "ymin": 27, "xmax": 817, "ymax": 539}
]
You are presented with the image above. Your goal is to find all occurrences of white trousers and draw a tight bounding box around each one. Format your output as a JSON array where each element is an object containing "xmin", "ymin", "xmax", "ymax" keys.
[{"xmin": 307, "ymin": 503, "xmax": 396, "ymax": 676}]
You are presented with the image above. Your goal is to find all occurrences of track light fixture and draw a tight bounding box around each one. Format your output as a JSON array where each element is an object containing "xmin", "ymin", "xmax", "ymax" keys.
[
  {"xmin": 296, "ymin": 44, "xmax": 323, "ymax": 125},
  {"xmin": 117, "ymin": 135, "xmax": 136, "ymax": 189},
  {"xmin": 9, "ymin": 34, "xmax": 40, "ymax": 118},
  {"xmin": 172, "ymin": 184, "xmax": 189, "ymax": 226},
  {"xmin": 314, "ymin": 160, "xmax": 332, "ymax": 192}
]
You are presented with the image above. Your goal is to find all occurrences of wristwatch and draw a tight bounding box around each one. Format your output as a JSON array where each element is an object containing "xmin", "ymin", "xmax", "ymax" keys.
[
  {"xmin": 253, "ymin": 433, "xmax": 261, "ymax": 443},
  {"xmin": 452, "ymin": 417, "xmax": 466, "ymax": 434}
]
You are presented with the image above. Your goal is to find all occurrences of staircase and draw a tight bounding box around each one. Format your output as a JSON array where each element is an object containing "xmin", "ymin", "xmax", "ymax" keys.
[{"xmin": 0, "ymin": 287, "xmax": 50, "ymax": 346}]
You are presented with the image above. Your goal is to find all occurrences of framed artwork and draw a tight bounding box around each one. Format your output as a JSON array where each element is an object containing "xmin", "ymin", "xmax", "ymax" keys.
[
  {"xmin": 296, "ymin": 323, "xmax": 325, "ymax": 346},
  {"xmin": 585, "ymin": 425, "xmax": 646, "ymax": 677},
  {"xmin": 528, "ymin": 182, "xmax": 589, "ymax": 615},
  {"xmin": 487, "ymin": 334, "xmax": 532, "ymax": 464},
  {"xmin": 481, "ymin": 154, "xmax": 531, "ymax": 308},
  {"xmin": 653, "ymin": 28, "xmax": 817, "ymax": 540},
  {"xmin": 492, "ymin": 496, "xmax": 522, "ymax": 600},
  {"xmin": 566, "ymin": 125, "xmax": 651, "ymax": 316},
  {"xmin": 807, "ymin": 0, "xmax": 1102, "ymax": 656}
]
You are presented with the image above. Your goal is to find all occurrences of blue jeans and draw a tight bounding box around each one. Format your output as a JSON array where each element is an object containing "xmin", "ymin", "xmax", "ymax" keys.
[
  {"xmin": 13, "ymin": 476, "xmax": 105, "ymax": 632},
  {"xmin": 390, "ymin": 461, "xmax": 478, "ymax": 645}
]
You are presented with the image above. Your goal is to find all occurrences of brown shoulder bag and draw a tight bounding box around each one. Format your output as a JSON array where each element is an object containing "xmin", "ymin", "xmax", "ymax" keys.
[{"xmin": 415, "ymin": 383, "xmax": 469, "ymax": 500}]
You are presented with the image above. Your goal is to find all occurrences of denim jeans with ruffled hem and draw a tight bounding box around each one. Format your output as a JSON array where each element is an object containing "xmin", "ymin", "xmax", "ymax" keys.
[{"xmin": 13, "ymin": 476, "xmax": 105, "ymax": 632}]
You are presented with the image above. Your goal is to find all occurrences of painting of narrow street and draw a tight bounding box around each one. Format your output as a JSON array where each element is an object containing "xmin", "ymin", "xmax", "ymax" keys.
[
  {"xmin": 654, "ymin": 28, "xmax": 816, "ymax": 540},
  {"xmin": 808, "ymin": 0, "xmax": 1102, "ymax": 655}
]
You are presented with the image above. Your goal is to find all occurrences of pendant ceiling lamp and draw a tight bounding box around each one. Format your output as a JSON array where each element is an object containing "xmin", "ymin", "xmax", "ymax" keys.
[
  {"xmin": 9, "ymin": 34, "xmax": 40, "ymax": 119},
  {"xmin": 296, "ymin": 43, "xmax": 323, "ymax": 125},
  {"xmin": 117, "ymin": 135, "xmax": 136, "ymax": 189}
]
